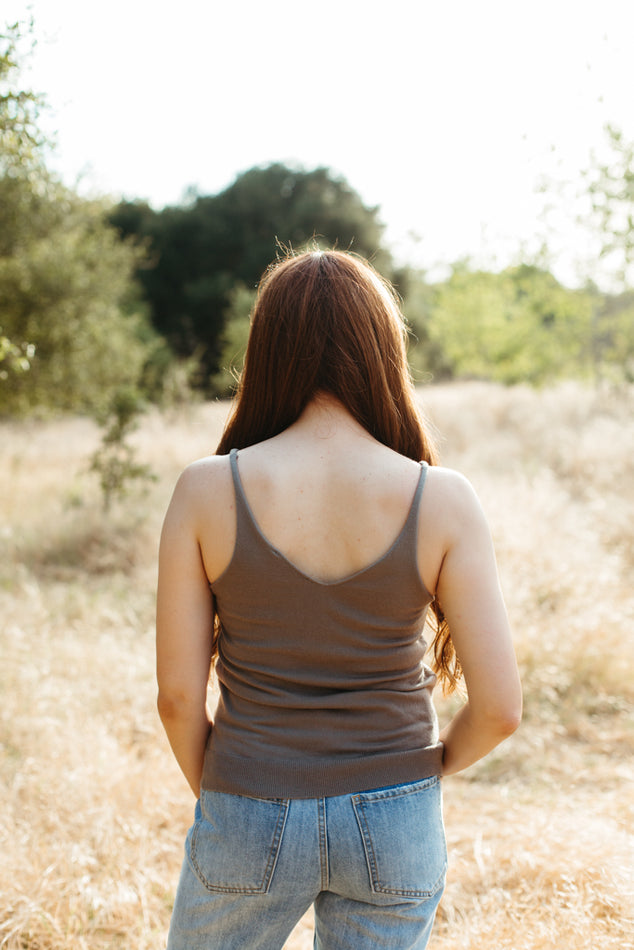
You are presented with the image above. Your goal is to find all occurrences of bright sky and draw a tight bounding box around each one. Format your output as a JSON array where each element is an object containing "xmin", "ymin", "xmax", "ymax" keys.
[{"xmin": 9, "ymin": 0, "xmax": 634, "ymax": 286}]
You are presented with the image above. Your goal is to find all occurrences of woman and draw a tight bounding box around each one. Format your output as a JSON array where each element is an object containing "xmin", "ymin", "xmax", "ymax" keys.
[{"xmin": 156, "ymin": 249, "xmax": 522, "ymax": 950}]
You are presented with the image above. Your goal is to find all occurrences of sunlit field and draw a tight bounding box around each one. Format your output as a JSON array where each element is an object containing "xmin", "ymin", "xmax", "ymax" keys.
[{"xmin": 1, "ymin": 381, "xmax": 632, "ymax": 949}]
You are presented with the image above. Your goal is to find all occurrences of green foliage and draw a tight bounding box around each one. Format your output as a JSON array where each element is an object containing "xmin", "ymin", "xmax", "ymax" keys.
[
  {"xmin": 211, "ymin": 283, "xmax": 256, "ymax": 395},
  {"xmin": 89, "ymin": 388, "xmax": 156, "ymax": 511},
  {"xmin": 416, "ymin": 264, "xmax": 594, "ymax": 385},
  {"xmin": 1, "ymin": 19, "xmax": 39, "ymax": 393},
  {"xmin": 207, "ymin": 163, "xmax": 391, "ymax": 277},
  {"xmin": 0, "ymin": 325, "xmax": 34, "ymax": 379},
  {"xmin": 109, "ymin": 163, "xmax": 392, "ymax": 388},
  {"xmin": 0, "ymin": 19, "xmax": 43, "ymax": 177},
  {"xmin": 0, "ymin": 185, "xmax": 155, "ymax": 415},
  {"xmin": 401, "ymin": 272, "xmax": 453, "ymax": 383},
  {"xmin": 0, "ymin": 19, "xmax": 171, "ymax": 417},
  {"xmin": 137, "ymin": 336, "xmax": 199, "ymax": 407}
]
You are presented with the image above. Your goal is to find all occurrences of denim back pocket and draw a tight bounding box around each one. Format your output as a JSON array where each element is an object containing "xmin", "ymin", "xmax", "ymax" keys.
[
  {"xmin": 351, "ymin": 775, "xmax": 447, "ymax": 899},
  {"xmin": 188, "ymin": 790, "xmax": 289, "ymax": 894}
]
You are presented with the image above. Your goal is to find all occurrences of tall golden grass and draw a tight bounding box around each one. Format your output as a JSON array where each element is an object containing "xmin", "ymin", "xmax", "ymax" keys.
[{"xmin": 1, "ymin": 382, "xmax": 632, "ymax": 949}]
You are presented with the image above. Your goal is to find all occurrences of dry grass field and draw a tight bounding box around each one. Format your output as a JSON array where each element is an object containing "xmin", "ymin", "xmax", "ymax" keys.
[{"xmin": 1, "ymin": 381, "xmax": 632, "ymax": 949}]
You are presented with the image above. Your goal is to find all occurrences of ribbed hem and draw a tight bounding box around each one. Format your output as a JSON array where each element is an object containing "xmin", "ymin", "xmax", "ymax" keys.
[{"xmin": 201, "ymin": 743, "xmax": 444, "ymax": 800}]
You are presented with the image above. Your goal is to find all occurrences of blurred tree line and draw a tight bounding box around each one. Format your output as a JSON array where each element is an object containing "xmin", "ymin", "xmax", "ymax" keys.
[
  {"xmin": 1, "ymin": 18, "xmax": 633, "ymax": 421},
  {"xmin": 107, "ymin": 163, "xmax": 399, "ymax": 392}
]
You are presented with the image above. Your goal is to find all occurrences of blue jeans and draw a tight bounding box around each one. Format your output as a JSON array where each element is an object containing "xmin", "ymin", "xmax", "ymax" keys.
[{"xmin": 167, "ymin": 775, "xmax": 446, "ymax": 950}]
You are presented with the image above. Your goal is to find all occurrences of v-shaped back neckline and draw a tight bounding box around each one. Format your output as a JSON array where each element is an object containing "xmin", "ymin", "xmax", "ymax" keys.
[{"xmin": 229, "ymin": 448, "xmax": 427, "ymax": 588}]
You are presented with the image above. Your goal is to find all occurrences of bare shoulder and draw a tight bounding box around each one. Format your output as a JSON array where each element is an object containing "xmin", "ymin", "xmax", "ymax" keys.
[
  {"xmin": 416, "ymin": 465, "xmax": 497, "ymax": 600},
  {"xmin": 163, "ymin": 454, "xmax": 236, "ymax": 583},
  {"xmin": 421, "ymin": 466, "xmax": 491, "ymax": 548},
  {"xmin": 424, "ymin": 465, "xmax": 483, "ymax": 512},
  {"xmin": 171, "ymin": 454, "xmax": 234, "ymax": 509},
  {"xmin": 163, "ymin": 454, "xmax": 234, "ymax": 537}
]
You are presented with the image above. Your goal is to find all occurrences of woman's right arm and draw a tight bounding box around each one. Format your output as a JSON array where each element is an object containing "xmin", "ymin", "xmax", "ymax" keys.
[{"xmin": 432, "ymin": 471, "xmax": 522, "ymax": 776}]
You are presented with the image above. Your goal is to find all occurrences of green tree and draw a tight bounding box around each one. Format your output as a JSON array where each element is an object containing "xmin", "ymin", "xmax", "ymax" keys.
[
  {"xmin": 0, "ymin": 20, "xmax": 43, "ymax": 175},
  {"xmin": 0, "ymin": 20, "xmax": 164, "ymax": 415},
  {"xmin": 0, "ymin": 187, "xmax": 155, "ymax": 414},
  {"xmin": 0, "ymin": 19, "xmax": 40, "ymax": 382},
  {"xmin": 425, "ymin": 264, "xmax": 594, "ymax": 384},
  {"xmin": 109, "ymin": 163, "xmax": 393, "ymax": 388}
]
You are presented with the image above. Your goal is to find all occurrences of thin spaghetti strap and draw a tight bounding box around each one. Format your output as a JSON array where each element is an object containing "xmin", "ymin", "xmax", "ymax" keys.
[
  {"xmin": 227, "ymin": 449, "xmax": 262, "ymax": 544},
  {"xmin": 229, "ymin": 448, "xmax": 250, "ymax": 510},
  {"xmin": 399, "ymin": 461, "xmax": 428, "ymax": 548},
  {"xmin": 229, "ymin": 447, "xmax": 239, "ymax": 482},
  {"xmin": 228, "ymin": 448, "xmax": 248, "ymax": 526},
  {"xmin": 412, "ymin": 461, "xmax": 429, "ymax": 515}
]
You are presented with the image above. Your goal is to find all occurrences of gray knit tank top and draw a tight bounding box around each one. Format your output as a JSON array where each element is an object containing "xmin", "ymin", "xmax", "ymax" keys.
[{"xmin": 201, "ymin": 448, "xmax": 443, "ymax": 799}]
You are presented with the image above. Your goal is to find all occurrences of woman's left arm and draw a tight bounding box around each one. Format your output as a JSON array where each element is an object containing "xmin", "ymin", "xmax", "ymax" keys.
[{"xmin": 156, "ymin": 468, "xmax": 215, "ymax": 797}]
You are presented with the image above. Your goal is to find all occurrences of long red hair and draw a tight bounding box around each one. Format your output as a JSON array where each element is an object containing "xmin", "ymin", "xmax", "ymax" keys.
[{"xmin": 216, "ymin": 248, "xmax": 460, "ymax": 692}]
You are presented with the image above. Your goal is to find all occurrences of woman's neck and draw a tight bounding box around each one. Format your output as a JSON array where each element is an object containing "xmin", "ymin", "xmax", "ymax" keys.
[{"xmin": 285, "ymin": 393, "xmax": 376, "ymax": 447}]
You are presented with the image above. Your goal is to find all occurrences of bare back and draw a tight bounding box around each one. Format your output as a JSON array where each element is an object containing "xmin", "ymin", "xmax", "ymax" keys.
[{"xmin": 192, "ymin": 397, "xmax": 446, "ymax": 596}]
